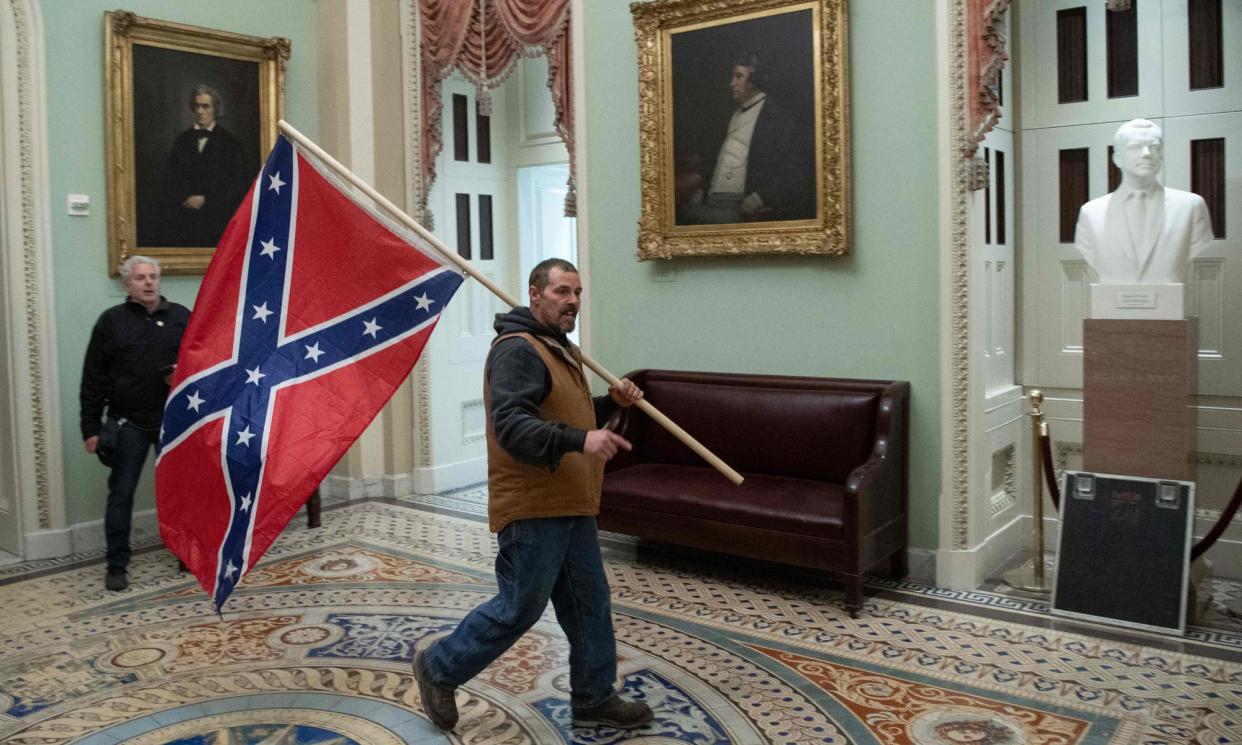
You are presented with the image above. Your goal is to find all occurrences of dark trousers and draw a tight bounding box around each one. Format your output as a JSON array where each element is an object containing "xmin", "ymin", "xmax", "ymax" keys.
[
  {"xmin": 424, "ymin": 516, "xmax": 618, "ymax": 708},
  {"xmin": 105, "ymin": 422, "xmax": 158, "ymax": 571}
]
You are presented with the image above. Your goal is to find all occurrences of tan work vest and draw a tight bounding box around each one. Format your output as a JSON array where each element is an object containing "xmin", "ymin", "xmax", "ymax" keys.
[{"xmin": 484, "ymin": 332, "xmax": 602, "ymax": 532}]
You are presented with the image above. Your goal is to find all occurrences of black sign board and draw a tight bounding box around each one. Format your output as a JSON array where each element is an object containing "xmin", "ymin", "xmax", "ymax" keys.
[{"xmin": 1052, "ymin": 471, "xmax": 1195, "ymax": 634}]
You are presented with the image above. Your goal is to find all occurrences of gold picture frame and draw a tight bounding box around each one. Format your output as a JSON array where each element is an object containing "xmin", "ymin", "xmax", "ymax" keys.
[
  {"xmin": 103, "ymin": 11, "xmax": 289, "ymax": 275},
  {"xmin": 632, "ymin": 0, "xmax": 850, "ymax": 259}
]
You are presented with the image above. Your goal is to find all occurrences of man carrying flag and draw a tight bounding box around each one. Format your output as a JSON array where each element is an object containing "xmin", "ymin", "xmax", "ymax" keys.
[
  {"xmin": 413, "ymin": 258, "xmax": 655, "ymax": 732},
  {"xmin": 159, "ymin": 127, "xmax": 661, "ymax": 731},
  {"xmin": 156, "ymin": 134, "xmax": 464, "ymax": 609}
]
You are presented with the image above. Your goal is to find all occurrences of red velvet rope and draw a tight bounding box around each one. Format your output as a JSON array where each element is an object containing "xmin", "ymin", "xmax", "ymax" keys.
[
  {"xmin": 1039, "ymin": 427, "xmax": 1060, "ymax": 511},
  {"xmin": 1192, "ymin": 474, "xmax": 1242, "ymax": 561},
  {"xmin": 1038, "ymin": 424, "xmax": 1242, "ymax": 560}
]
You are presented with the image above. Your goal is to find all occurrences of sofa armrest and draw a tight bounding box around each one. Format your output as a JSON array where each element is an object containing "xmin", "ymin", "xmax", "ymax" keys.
[
  {"xmin": 604, "ymin": 370, "xmax": 648, "ymax": 473},
  {"xmin": 844, "ymin": 382, "xmax": 910, "ymax": 533}
]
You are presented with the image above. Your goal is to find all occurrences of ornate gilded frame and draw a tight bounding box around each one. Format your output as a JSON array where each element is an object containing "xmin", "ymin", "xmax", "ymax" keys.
[
  {"xmin": 632, "ymin": 0, "xmax": 849, "ymax": 259},
  {"xmin": 103, "ymin": 11, "xmax": 289, "ymax": 275}
]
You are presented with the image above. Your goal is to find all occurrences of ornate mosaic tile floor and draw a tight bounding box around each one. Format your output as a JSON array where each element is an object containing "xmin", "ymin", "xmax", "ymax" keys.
[{"xmin": 1, "ymin": 498, "xmax": 1239, "ymax": 744}]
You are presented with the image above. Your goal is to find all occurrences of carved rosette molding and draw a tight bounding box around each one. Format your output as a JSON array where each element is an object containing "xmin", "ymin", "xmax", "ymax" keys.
[
  {"xmin": 1194, "ymin": 452, "xmax": 1242, "ymax": 467},
  {"xmin": 990, "ymin": 445, "xmax": 1016, "ymax": 516},
  {"xmin": 1053, "ymin": 441, "xmax": 1080, "ymax": 486},
  {"xmin": 10, "ymin": 0, "xmax": 52, "ymax": 528},
  {"xmin": 949, "ymin": 0, "xmax": 972, "ymax": 549},
  {"xmin": 968, "ymin": 155, "xmax": 989, "ymax": 191},
  {"xmin": 1054, "ymin": 440, "xmax": 1242, "ymax": 468},
  {"xmin": 1197, "ymin": 506, "xmax": 1242, "ymax": 523}
]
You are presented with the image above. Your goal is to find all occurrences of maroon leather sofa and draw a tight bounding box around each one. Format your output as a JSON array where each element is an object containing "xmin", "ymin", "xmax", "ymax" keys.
[{"xmin": 600, "ymin": 369, "xmax": 910, "ymax": 617}]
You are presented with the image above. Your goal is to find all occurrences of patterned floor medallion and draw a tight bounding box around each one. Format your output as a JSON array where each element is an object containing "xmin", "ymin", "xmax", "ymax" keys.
[
  {"xmin": 752, "ymin": 644, "xmax": 1089, "ymax": 744},
  {"xmin": 131, "ymin": 714, "xmax": 390, "ymax": 745},
  {"xmin": 0, "ymin": 497, "xmax": 1239, "ymax": 743}
]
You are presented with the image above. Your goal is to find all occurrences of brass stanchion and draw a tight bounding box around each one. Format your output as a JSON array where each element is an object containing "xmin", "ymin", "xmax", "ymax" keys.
[{"xmin": 1004, "ymin": 390, "xmax": 1054, "ymax": 594}]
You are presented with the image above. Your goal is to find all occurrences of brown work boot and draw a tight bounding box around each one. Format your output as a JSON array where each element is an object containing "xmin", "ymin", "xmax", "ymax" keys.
[
  {"xmin": 572, "ymin": 694, "xmax": 654, "ymax": 729},
  {"xmin": 413, "ymin": 649, "xmax": 458, "ymax": 730}
]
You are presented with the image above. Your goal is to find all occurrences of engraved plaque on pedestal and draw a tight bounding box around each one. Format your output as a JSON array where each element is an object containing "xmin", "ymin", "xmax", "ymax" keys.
[
  {"xmin": 1083, "ymin": 319, "xmax": 1194, "ymax": 481},
  {"xmin": 1089, "ymin": 283, "xmax": 1184, "ymax": 320}
]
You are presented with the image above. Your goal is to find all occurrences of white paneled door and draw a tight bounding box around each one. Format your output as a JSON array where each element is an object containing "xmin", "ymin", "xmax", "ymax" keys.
[{"xmin": 420, "ymin": 75, "xmax": 515, "ymax": 492}]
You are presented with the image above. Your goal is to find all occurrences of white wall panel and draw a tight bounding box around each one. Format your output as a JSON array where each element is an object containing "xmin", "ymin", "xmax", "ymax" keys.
[
  {"xmin": 1161, "ymin": 0, "xmax": 1242, "ymax": 117},
  {"xmin": 1162, "ymin": 112, "xmax": 1242, "ymax": 396},
  {"xmin": 1021, "ymin": 0, "xmax": 1164, "ymax": 129}
]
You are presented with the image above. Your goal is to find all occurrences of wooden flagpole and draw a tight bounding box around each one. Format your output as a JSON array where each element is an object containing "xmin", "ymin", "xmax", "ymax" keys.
[{"xmin": 277, "ymin": 120, "xmax": 744, "ymax": 485}]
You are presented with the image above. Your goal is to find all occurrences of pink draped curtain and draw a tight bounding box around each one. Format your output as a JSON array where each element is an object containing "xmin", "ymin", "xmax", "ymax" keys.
[
  {"xmin": 965, "ymin": 0, "xmax": 1011, "ymax": 157},
  {"xmin": 419, "ymin": 0, "xmax": 575, "ymax": 217}
]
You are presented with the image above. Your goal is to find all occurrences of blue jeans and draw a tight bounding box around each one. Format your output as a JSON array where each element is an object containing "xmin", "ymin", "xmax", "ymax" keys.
[
  {"xmin": 104, "ymin": 421, "xmax": 158, "ymax": 571},
  {"xmin": 424, "ymin": 516, "xmax": 617, "ymax": 708}
]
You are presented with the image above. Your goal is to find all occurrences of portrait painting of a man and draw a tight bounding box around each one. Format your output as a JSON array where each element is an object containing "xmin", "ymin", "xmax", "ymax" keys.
[
  {"xmin": 633, "ymin": 0, "xmax": 847, "ymax": 258},
  {"xmin": 669, "ymin": 7, "xmax": 818, "ymax": 227},
  {"xmin": 103, "ymin": 11, "xmax": 287, "ymax": 274},
  {"xmin": 132, "ymin": 46, "xmax": 260, "ymax": 249}
]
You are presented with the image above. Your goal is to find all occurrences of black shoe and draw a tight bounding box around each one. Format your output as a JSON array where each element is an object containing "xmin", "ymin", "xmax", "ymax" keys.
[
  {"xmin": 177, "ymin": 559, "xmax": 187, "ymax": 573},
  {"xmin": 413, "ymin": 648, "xmax": 458, "ymax": 730},
  {"xmin": 105, "ymin": 569, "xmax": 128, "ymax": 592},
  {"xmin": 572, "ymin": 695, "xmax": 654, "ymax": 729}
]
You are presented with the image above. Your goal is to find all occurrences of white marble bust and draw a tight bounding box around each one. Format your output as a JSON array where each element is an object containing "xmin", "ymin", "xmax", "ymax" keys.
[{"xmin": 1074, "ymin": 119, "xmax": 1213, "ymax": 285}]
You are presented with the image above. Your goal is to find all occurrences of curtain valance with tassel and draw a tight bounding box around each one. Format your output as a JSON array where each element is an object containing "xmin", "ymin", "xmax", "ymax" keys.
[{"xmin": 419, "ymin": 0, "xmax": 576, "ymax": 216}]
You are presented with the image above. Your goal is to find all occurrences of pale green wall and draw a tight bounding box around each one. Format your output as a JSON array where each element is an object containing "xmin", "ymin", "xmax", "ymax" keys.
[
  {"xmin": 583, "ymin": 1, "xmax": 942, "ymax": 548},
  {"xmin": 42, "ymin": 0, "xmax": 320, "ymax": 525}
]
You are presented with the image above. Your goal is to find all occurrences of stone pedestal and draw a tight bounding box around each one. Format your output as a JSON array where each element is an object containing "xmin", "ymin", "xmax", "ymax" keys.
[{"xmin": 1083, "ymin": 319, "xmax": 1194, "ymax": 481}]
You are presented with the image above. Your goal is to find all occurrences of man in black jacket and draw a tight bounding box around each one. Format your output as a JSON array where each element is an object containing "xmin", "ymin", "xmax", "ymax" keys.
[{"xmin": 80, "ymin": 256, "xmax": 190, "ymax": 591}]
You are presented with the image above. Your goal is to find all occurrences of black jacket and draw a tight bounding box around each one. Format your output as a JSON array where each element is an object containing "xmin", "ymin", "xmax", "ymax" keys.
[
  {"xmin": 79, "ymin": 297, "xmax": 190, "ymax": 438},
  {"xmin": 155, "ymin": 124, "xmax": 249, "ymax": 247},
  {"xmin": 487, "ymin": 308, "xmax": 616, "ymax": 469},
  {"xmin": 706, "ymin": 98, "xmax": 815, "ymax": 221}
]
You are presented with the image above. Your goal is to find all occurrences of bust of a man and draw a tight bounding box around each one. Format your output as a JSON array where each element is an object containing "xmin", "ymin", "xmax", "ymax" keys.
[{"xmin": 1074, "ymin": 119, "xmax": 1213, "ymax": 285}]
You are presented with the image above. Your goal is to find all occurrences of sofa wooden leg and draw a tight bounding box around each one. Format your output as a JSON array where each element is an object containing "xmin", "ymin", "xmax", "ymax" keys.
[
  {"xmin": 844, "ymin": 574, "xmax": 864, "ymax": 618},
  {"xmin": 889, "ymin": 550, "xmax": 908, "ymax": 579}
]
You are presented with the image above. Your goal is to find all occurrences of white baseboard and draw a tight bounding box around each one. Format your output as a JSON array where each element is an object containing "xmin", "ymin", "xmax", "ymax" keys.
[
  {"xmin": 936, "ymin": 512, "xmax": 1242, "ymax": 589},
  {"xmin": 22, "ymin": 526, "xmax": 73, "ymax": 560},
  {"xmin": 322, "ymin": 475, "xmax": 385, "ymax": 500},
  {"xmin": 413, "ymin": 456, "xmax": 487, "ymax": 495},
  {"xmin": 1200, "ymin": 537, "xmax": 1242, "ymax": 579},
  {"xmin": 382, "ymin": 473, "xmax": 415, "ymax": 498},
  {"xmin": 23, "ymin": 508, "xmax": 164, "ymax": 561},
  {"xmin": 68, "ymin": 507, "xmax": 162, "ymax": 555},
  {"xmin": 935, "ymin": 514, "xmax": 1026, "ymax": 589},
  {"xmin": 905, "ymin": 547, "xmax": 936, "ymax": 584},
  {"xmin": 1031, "ymin": 513, "xmax": 1242, "ymax": 579}
]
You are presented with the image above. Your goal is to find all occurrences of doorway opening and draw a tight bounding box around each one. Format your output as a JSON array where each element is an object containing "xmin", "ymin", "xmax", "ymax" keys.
[{"xmin": 517, "ymin": 162, "xmax": 578, "ymax": 344}]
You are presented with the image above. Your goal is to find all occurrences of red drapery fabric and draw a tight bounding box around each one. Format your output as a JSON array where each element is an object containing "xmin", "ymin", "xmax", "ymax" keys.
[
  {"xmin": 965, "ymin": 0, "xmax": 1011, "ymax": 157},
  {"xmin": 419, "ymin": 0, "xmax": 574, "ymax": 216}
]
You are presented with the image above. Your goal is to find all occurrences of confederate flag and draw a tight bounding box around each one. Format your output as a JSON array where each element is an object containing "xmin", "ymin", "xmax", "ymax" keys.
[{"xmin": 156, "ymin": 134, "xmax": 463, "ymax": 609}]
